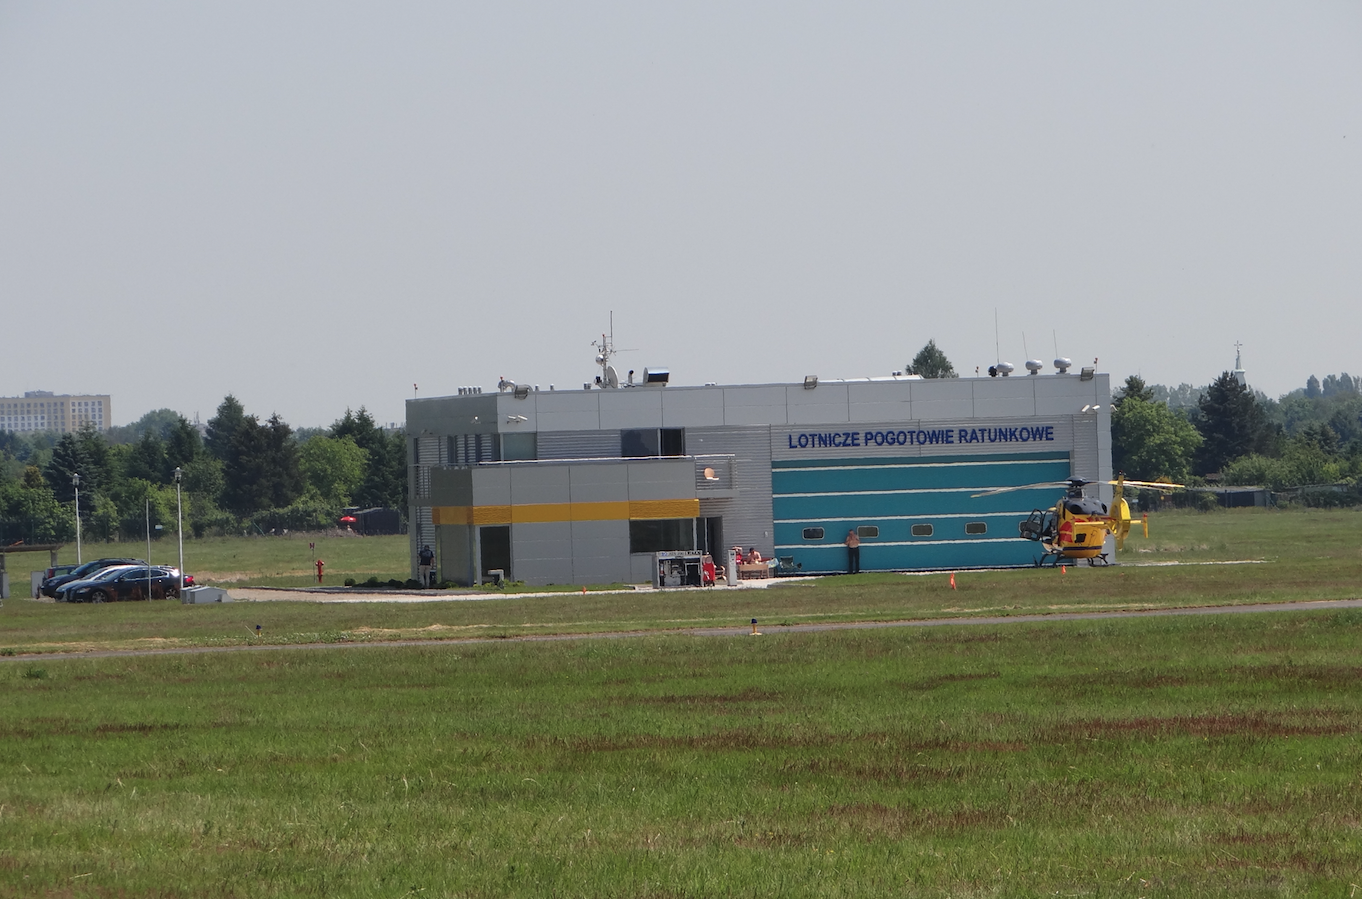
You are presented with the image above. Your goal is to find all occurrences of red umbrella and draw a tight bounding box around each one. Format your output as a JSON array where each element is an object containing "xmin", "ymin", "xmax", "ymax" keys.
[{"xmin": 339, "ymin": 515, "xmax": 357, "ymax": 523}]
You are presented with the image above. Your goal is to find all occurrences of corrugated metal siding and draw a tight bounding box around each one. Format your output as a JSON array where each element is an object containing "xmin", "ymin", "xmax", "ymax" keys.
[
  {"xmin": 689, "ymin": 425, "xmax": 774, "ymax": 557},
  {"xmin": 413, "ymin": 436, "xmax": 445, "ymax": 558},
  {"xmin": 1071, "ymin": 414, "xmax": 1099, "ymax": 483},
  {"xmin": 538, "ymin": 429, "xmax": 620, "ymax": 460}
]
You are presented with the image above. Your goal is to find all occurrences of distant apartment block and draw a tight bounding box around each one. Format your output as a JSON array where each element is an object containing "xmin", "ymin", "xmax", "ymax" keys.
[{"xmin": 0, "ymin": 391, "xmax": 111, "ymax": 434}]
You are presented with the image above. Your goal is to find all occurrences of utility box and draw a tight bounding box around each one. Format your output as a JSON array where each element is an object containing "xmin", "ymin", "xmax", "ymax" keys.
[
  {"xmin": 653, "ymin": 551, "xmax": 704, "ymax": 588},
  {"xmin": 182, "ymin": 586, "xmax": 232, "ymax": 604},
  {"xmin": 0, "ymin": 571, "xmax": 8, "ymax": 600},
  {"xmin": 31, "ymin": 571, "xmax": 45, "ymax": 598}
]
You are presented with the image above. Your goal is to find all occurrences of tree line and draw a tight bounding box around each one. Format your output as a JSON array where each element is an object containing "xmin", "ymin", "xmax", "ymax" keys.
[
  {"xmin": 0, "ymin": 397, "xmax": 406, "ymax": 544},
  {"xmin": 1112, "ymin": 372, "xmax": 1362, "ymax": 499}
]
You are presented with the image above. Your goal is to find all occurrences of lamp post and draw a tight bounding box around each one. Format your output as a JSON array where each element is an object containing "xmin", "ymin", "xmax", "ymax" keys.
[
  {"xmin": 173, "ymin": 467, "xmax": 184, "ymax": 595},
  {"xmin": 72, "ymin": 472, "xmax": 82, "ymax": 564}
]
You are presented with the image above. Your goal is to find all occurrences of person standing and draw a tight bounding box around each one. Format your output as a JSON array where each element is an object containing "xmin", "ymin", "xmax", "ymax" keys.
[
  {"xmin": 844, "ymin": 529, "xmax": 861, "ymax": 574},
  {"xmin": 418, "ymin": 544, "xmax": 435, "ymax": 587}
]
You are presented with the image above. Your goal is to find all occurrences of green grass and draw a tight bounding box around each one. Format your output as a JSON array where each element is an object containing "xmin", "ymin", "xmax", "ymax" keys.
[
  {"xmin": 4, "ymin": 507, "xmax": 1360, "ymax": 656},
  {"xmin": 40, "ymin": 532, "xmax": 413, "ymax": 587},
  {"xmin": 1, "ymin": 610, "xmax": 1360, "ymax": 896}
]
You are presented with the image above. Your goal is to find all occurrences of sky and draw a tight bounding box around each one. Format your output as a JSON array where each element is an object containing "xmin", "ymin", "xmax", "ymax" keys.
[{"xmin": 2, "ymin": 2, "xmax": 1360, "ymax": 428}]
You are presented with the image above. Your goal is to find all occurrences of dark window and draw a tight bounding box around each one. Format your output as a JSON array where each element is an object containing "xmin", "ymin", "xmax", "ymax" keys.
[
  {"xmin": 856, "ymin": 525, "xmax": 879, "ymax": 538},
  {"xmin": 965, "ymin": 522, "xmax": 988, "ymax": 535},
  {"xmin": 629, "ymin": 519, "xmax": 696, "ymax": 553},
  {"xmin": 660, "ymin": 428, "xmax": 685, "ymax": 456},
  {"xmin": 621, "ymin": 429, "xmax": 660, "ymax": 458},
  {"xmin": 480, "ymin": 526, "xmax": 511, "ymax": 579},
  {"xmin": 622, "ymin": 428, "xmax": 685, "ymax": 457},
  {"xmin": 802, "ymin": 527, "xmax": 824, "ymax": 540},
  {"xmin": 910, "ymin": 524, "xmax": 934, "ymax": 537}
]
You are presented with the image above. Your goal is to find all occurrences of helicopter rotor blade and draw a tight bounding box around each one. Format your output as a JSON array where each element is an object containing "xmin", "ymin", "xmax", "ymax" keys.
[{"xmin": 970, "ymin": 480, "xmax": 1071, "ymax": 499}]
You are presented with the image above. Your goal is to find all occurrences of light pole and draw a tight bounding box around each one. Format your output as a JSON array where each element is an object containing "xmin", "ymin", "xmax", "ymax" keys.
[
  {"xmin": 72, "ymin": 472, "xmax": 82, "ymax": 564},
  {"xmin": 173, "ymin": 467, "xmax": 184, "ymax": 595}
]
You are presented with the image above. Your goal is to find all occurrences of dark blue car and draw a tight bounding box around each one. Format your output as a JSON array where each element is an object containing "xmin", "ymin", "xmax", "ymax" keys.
[{"xmin": 63, "ymin": 566, "xmax": 183, "ymax": 603}]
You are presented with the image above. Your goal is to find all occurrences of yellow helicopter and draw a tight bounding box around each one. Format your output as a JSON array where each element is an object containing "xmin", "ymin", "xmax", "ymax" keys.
[{"xmin": 974, "ymin": 475, "xmax": 1182, "ymax": 566}]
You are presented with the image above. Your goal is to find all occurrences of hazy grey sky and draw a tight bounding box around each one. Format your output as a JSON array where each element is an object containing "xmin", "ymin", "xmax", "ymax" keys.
[{"xmin": 3, "ymin": 2, "xmax": 1359, "ymax": 427}]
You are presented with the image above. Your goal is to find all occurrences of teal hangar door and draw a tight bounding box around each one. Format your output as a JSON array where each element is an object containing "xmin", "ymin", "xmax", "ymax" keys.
[{"xmin": 772, "ymin": 453, "xmax": 1071, "ymax": 572}]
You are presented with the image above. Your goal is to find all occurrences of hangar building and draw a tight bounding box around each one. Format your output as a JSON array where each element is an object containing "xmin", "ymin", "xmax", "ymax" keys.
[{"xmin": 406, "ymin": 363, "xmax": 1112, "ymax": 586}]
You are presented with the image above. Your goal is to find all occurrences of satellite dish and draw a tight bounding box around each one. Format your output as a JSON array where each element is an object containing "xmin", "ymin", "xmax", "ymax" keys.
[{"xmin": 605, "ymin": 365, "xmax": 620, "ymax": 389}]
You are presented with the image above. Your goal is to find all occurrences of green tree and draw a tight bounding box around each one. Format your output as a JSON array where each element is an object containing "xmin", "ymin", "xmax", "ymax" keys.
[
  {"xmin": 299, "ymin": 436, "xmax": 369, "ymax": 507},
  {"xmin": 1111, "ymin": 395, "xmax": 1202, "ymax": 483},
  {"xmin": 331, "ymin": 407, "xmax": 407, "ymax": 509},
  {"xmin": 205, "ymin": 395, "xmax": 247, "ymax": 463},
  {"xmin": 906, "ymin": 339, "xmax": 956, "ymax": 379},
  {"xmin": 1113, "ymin": 375, "xmax": 1155, "ymax": 408},
  {"xmin": 124, "ymin": 430, "xmax": 170, "ymax": 484},
  {"xmin": 1195, "ymin": 372, "xmax": 1274, "ymax": 475},
  {"xmin": 166, "ymin": 415, "xmax": 202, "ymax": 470}
]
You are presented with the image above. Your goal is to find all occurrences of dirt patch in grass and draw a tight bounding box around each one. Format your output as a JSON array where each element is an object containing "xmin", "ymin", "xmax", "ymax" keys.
[
  {"xmin": 629, "ymin": 688, "xmax": 784, "ymax": 707},
  {"xmin": 1056, "ymin": 710, "xmax": 1356, "ymax": 740},
  {"xmin": 898, "ymin": 671, "xmax": 1001, "ymax": 691}
]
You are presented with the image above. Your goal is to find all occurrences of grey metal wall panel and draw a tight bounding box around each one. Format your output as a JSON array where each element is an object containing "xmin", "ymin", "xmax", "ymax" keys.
[
  {"xmin": 786, "ymin": 383, "xmax": 851, "ymax": 424},
  {"xmin": 438, "ymin": 524, "xmax": 474, "ymax": 586},
  {"xmin": 1034, "ymin": 376, "xmax": 1103, "ymax": 416},
  {"xmin": 909, "ymin": 379, "xmax": 974, "ymax": 421},
  {"xmin": 723, "ymin": 386, "xmax": 788, "ymax": 426},
  {"xmin": 972, "ymin": 379, "xmax": 1037, "ymax": 418},
  {"xmin": 568, "ymin": 464, "xmax": 630, "ymax": 503},
  {"xmin": 430, "ymin": 468, "xmax": 473, "ymax": 506},
  {"xmin": 407, "ymin": 394, "xmax": 498, "ymax": 436},
  {"xmin": 496, "ymin": 393, "xmax": 538, "ymax": 431},
  {"xmin": 848, "ymin": 382, "xmax": 914, "ymax": 423},
  {"xmin": 686, "ymin": 425, "xmax": 775, "ymax": 557},
  {"xmin": 471, "ymin": 467, "xmax": 512, "ymax": 506},
  {"xmin": 538, "ymin": 430, "xmax": 620, "ymax": 460},
  {"xmin": 626, "ymin": 460, "xmax": 699, "ymax": 501},
  {"xmin": 510, "ymin": 465, "xmax": 572, "ymax": 505},
  {"xmin": 570, "ymin": 520, "xmax": 631, "ymax": 585},
  {"xmin": 517, "ymin": 558, "xmax": 576, "ymax": 586},
  {"xmin": 600, "ymin": 390, "xmax": 664, "ymax": 429},
  {"xmin": 629, "ymin": 553, "xmax": 655, "ymax": 583},
  {"xmin": 535, "ymin": 392, "xmax": 602, "ymax": 432},
  {"xmin": 662, "ymin": 389, "xmax": 726, "ymax": 428}
]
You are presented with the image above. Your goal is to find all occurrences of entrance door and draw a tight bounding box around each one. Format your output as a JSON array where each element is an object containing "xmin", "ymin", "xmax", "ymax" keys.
[
  {"xmin": 701, "ymin": 517, "xmax": 724, "ymax": 556},
  {"xmin": 479, "ymin": 526, "xmax": 511, "ymax": 583}
]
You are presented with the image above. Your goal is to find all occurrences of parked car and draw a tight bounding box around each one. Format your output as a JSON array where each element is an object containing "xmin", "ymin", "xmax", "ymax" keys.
[
  {"xmin": 42, "ymin": 558, "xmax": 145, "ymax": 598},
  {"xmin": 63, "ymin": 566, "xmax": 184, "ymax": 603}
]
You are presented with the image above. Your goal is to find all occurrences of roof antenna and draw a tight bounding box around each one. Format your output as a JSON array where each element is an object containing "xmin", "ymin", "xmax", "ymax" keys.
[{"xmin": 994, "ymin": 309, "xmax": 1000, "ymax": 364}]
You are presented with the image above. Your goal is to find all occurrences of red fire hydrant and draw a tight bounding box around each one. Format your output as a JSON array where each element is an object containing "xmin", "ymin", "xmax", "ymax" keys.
[{"xmin": 315, "ymin": 559, "xmax": 325, "ymax": 584}]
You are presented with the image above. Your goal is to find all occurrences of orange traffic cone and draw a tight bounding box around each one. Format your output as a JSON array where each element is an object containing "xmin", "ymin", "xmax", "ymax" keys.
[
  {"xmin": 1061, "ymin": 565, "xmax": 1067, "ymax": 574},
  {"xmin": 949, "ymin": 572, "xmax": 956, "ymax": 590}
]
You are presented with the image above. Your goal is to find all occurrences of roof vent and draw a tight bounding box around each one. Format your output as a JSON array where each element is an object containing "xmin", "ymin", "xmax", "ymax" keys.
[
  {"xmin": 1054, "ymin": 357, "xmax": 1072, "ymax": 374},
  {"xmin": 1025, "ymin": 360, "xmax": 1044, "ymax": 375}
]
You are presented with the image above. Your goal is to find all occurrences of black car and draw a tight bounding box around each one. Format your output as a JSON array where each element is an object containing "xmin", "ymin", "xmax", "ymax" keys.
[
  {"xmin": 63, "ymin": 566, "xmax": 183, "ymax": 603},
  {"xmin": 42, "ymin": 558, "xmax": 145, "ymax": 597}
]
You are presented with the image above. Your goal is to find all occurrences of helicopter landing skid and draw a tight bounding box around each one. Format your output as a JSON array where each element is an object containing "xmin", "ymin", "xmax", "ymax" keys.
[{"xmin": 1035, "ymin": 547, "xmax": 1110, "ymax": 568}]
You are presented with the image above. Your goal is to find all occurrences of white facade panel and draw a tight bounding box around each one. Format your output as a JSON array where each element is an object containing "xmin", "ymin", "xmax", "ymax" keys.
[
  {"xmin": 568, "ymin": 464, "xmax": 630, "ymax": 503},
  {"xmin": 971, "ymin": 378, "xmax": 1037, "ymax": 418},
  {"xmin": 847, "ymin": 382, "xmax": 913, "ymax": 423},
  {"xmin": 661, "ymin": 388, "xmax": 726, "ymax": 428},
  {"xmin": 909, "ymin": 378, "xmax": 975, "ymax": 421},
  {"xmin": 1033, "ymin": 375, "xmax": 1104, "ymax": 416},
  {"xmin": 786, "ymin": 383, "xmax": 851, "ymax": 424},
  {"xmin": 600, "ymin": 390, "xmax": 664, "ymax": 430},
  {"xmin": 496, "ymin": 393, "xmax": 538, "ymax": 430},
  {"xmin": 535, "ymin": 392, "xmax": 602, "ymax": 432},
  {"xmin": 510, "ymin": 465, "xmax": 571, "ymax": 505},
  {"xmin": 723, "ymin": 386, "xmax": 788, "ymax": 426}
]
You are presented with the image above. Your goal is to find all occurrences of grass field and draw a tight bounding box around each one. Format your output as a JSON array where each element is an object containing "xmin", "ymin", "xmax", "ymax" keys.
[
  {"xmin": 1, "ymin": 507, "xmax": 1360, "ymax": 896},
  {"xmin": 3, "ymin": 507, "xmax": 1360, "ymax": 655}
]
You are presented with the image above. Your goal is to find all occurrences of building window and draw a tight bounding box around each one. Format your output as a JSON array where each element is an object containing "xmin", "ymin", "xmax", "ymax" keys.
[
  {"xmin": 965, "ymin": 522, "xmax": 988, "ymax": 535},
  {"xmin": 622, "ymin": 428, "xmax": 685, "ymax": 458},
  {"xmin": 630, "ymin": 519, "xmax": 696, "ymax": 554},
  {"xmin": 855, "ymin": 525, "xmax": 879, "ymax": 539},
  {"xmin": 910, "ymin": 523, "xmax": 934, "ymax": 537},
  {"xmin": 802, "ymin": 527, "xmax": 824, "ymax": 540}
]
